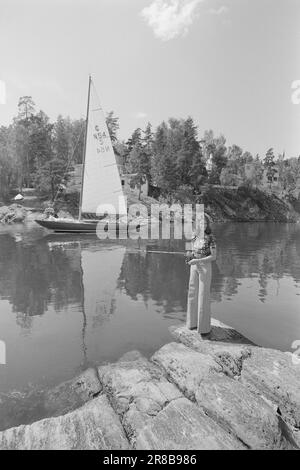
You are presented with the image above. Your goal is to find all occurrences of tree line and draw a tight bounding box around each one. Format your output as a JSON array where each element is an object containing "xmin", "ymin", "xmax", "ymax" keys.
[
  {"xmin": 0, "ymin": 95, "xmax": 299, "ymax": 202},
  {"xmin": 121, "ymin": 120, "xmax": 300, "ymax": 202}
]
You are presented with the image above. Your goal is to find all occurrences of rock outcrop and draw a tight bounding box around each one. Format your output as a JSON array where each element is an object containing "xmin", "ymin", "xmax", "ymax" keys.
[
  {"xmin": 0, "ymin": 320, "xmax": 299, "ymax": 450},
  {"xmin": 0, "ymin": 204, "xmax": 27, "ymax": 224},
  {"xmin": 0, "ymin": 368, "xmax": 102, "ymax": 431},
  {"xmin": 98, "ymin": 350, "xmax": 242, "ymax": 450},
  {"xmin": 43, "ymin": 368, "xmax": 102, "ymax": 418},
  {"xmin": 0, "ymin": 395, "xmax": 130, "ymax": 450},
  {"xmin": 152, "ymin": 343, "xmax": 291, "ymax": 449}
]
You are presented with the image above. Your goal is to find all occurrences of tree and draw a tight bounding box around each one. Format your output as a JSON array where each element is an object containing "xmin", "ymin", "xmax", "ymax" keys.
[
  {"xmin": 127, "ymin": 143, "xmax": 150, "ymax": 200},
  {"xmin": 34, "ymin": 116, "xmax": 71, "ymax": 200},
  {"xmin": 17, "ymin": 96, "xmax": 35, "ymax": 121},
  {"xmin": 127, "ymin": 123, "xmax": 154, "ymax": 199},
  {"xmin": 151, "ymin": 122, "xmax": 178, "ymax": 192},
  {"xmin": 176, "ymin": 117, "xmax": 205, "ymax": 189},
  {"xmin": 202, "ymin": 130, "xmax": 227, "ymax": 184},
  {"xmin": 263, "ymin": 148, "xmax": 277, "ymax": 188},
  {"xmin": 71, "ymin": 118, "xmax": 85, "ymax": 164},
  {"xmin": 142, "ymin": 122, "xmax": 153, "ymax": 151},
  {"xmin": 0, "ymin": 126, "xmax": 18, "ymax": 199},
  {"xmin": 106, "ymin": 111, "xmax": 119, "ymax": 143},
  {"xmin": 125, "ymin": 128, "xmax": 142, "ymax": 170}
]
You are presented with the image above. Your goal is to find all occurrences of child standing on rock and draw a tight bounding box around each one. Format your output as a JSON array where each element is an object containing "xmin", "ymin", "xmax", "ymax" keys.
[{"xmin": 185, "ymin": 214, "xmax": 217, "ymax": 335}]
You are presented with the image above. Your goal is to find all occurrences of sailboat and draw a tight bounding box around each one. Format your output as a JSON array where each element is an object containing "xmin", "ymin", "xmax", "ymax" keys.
[{"xmin": 35, "ymin": 76, "xmax": 128, "ymax": 233}]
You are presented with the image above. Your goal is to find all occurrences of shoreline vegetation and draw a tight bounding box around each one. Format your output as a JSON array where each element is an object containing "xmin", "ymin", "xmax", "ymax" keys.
[
  {"xmin": 1, "ymin": 96, "xmax": 300, "ymax": 225},
  {"xmin": 0, "ymin": 185, "xmax": 299, "ymax": 225},
  {"xmin": 0, "ymin": 319, "xmax": 299, "ymax": 450}
]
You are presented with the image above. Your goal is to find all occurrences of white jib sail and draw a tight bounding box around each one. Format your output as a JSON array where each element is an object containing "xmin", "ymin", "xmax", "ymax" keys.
[{"xmin": 80, "ymin": 80, "xmax": 127, "ymax": 217}]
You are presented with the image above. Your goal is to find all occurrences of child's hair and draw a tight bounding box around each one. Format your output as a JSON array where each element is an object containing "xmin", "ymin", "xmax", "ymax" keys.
[{"xmin": 204, "ymin": 214, "xmax": 212, "ymax": 234}]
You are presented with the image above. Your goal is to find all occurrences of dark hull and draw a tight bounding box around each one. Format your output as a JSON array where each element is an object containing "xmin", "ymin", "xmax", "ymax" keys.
[
  {"xmin": 35, "ymin": 219, "xmax": 130, "ymax": 234},
  {"xmin": 35, "ymin": 219, "xmax": 99, "ymax": 233}
]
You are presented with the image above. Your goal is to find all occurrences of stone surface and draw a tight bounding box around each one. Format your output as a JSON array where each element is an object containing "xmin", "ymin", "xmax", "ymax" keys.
[
  {"xmin": 0, "ymin": 204, "xmax": 27, "ymax": 224},
  {"xmin": 0, "ymin": 395, "xmax": 130, "ymax": 450},
  {"xmin": 43, "ymin": 367, "xmax": 102, "ymax": 418},
  {"xmin": 0, "ymin": 368, "xmax": 102, "ymax": 432},
  {"xmin": 136, "ymin": 397, "xmax": 244, "ymax": 450},
  {"xmin": 170, "ymin": 323, "xmax": 253, "ymax": 377},
  {"xmin": 99, "ymin": 352, "xmax": 243, "ymax": 450},
  {"xmin": 98, "ymin": 354, "xmax": 182, "ymax": 446},
  {"xmin": 152, "ymin": 342, "xmax": 222, "ymax": 400},
  {"xmin": 240, "ymin": 347, "xmax": 300, "ymax": 429},
  {"xmin": 194, "ymin": 375, "xmax": 293, "ymax": 449},
  {"xmin": 152, "ymin": 341, "xmax": 295, "ymax": 449},
  {"xmin": 0, "ymin": 389, "xmax": 45, "ymax": 432}
]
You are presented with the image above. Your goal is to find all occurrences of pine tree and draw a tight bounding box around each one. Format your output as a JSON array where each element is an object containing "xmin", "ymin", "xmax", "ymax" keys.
[
  {"xmin": 178, "ymin": 117, "xmax": 205, "ymax": 190},
  {"xmin": 124, "ymin": 128, "xmax": 142, "ymax": 170},
  {"xmin": 263, "ymin": 148, "xmax": 277, "ymax": 188}
]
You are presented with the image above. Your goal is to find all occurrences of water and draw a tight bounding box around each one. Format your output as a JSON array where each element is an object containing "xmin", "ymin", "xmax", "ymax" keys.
[{"xmin": 0, "ymin": 221, "xmax": 299, "ymax": 399}]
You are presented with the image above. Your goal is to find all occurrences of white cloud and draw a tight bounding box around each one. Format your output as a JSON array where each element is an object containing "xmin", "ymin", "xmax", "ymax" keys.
[
  {"xmin": 134, "ymin": 111, "xmax": 148, "ymax": 119},
  {"xmin": 209, "ymin": 5, "xmax": 228, "ymax": 15},
  {"xmin": 141, "ymin": 0, "xmax": 204, "ymax": 41}
]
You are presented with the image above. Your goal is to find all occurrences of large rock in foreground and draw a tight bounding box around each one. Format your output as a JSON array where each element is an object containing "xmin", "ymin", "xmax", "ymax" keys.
[
  {"xmin": 0, "ymin": 368, "xmax": 102, "ymax": 432},
  {"xmin": 43, "ymin": 368, "xmax": 102, "ymax": 418},
  {"xmin": 169, "ymin": 321, "xmax": 253, "ymax": 377},
  {"xmin": 170, "ymin": 324, "xmax": 300, "ymax": 449},
  {"xmin": 240, "ymin": 348, "xmax": 300, "ymax": 429},
  {"xmin": 98, "ymin": 350, "xmax": 243, "ymax": 449},
  {"xmin": 136, "ymin": 397, "xmax": 244, "ymax": 450},
  {"xmin": 1, "ymin": 321, "xmax": 299, "ymax": 450},
  {"xmin": 152, "ymin": 342, "xmax": 291, "ymax": 449},
  {"xmin": 0, "ymin": 395, "xmax": 130, "ymax": 450}
]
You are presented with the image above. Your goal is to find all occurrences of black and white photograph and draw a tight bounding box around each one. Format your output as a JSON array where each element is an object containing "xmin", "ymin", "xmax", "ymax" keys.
[{"xmin": 0, "ymin": 0, "xmax": 300, "ymax": 453}]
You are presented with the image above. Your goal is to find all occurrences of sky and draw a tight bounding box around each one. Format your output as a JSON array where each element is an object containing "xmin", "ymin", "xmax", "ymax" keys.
[{"xmin": 0, "ymin": 0, "xmax": 300, "ymax": 157}]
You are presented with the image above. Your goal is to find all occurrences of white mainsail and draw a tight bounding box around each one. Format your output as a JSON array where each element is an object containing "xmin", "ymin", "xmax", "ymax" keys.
[{"xmin": 80, "ymin": 79, "xmax": 127, "ymax": 217}]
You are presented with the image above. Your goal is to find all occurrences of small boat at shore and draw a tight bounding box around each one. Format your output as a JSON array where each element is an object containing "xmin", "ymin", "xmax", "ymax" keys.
[{"xmin": 35, "ymin": 76, "xmax": 128, "ymax": 234}]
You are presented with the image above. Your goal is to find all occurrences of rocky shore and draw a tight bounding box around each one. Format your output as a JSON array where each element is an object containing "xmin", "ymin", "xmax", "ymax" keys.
[
  {"xmin": 0, "ymin": 319, "xmax": 299, "ymax": 450},
  {"xmin": 0, "ymin": 204, "xmax": 27, "ymax": 224}
]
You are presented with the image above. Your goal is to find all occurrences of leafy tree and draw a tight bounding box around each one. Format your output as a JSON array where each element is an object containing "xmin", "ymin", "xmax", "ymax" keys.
[
  {"xmin": 106, "ymin": 111, "xmax": 119, "ymax": 143},
  {"xmin": 127, "ymin": 143, "xmax": 150, "ymax": 200},
  {"xmin": 34, "ymin": 116, "xmax": 70, "ymax": 200},
  {"xmin": 71, "ymin": 118, "xmax": 85, "ymax": 164},
  {"xmin": 0, "ymin": 126, "xmax": 18, "ymax": 199},
  {"xmin": 202, "ymin": 130, "xmax": 227, "ymax": 184}
]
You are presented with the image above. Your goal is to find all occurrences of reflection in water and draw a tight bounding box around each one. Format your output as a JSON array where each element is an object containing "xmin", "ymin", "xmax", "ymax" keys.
[
  {"xmin": 80, "ymin": 247, "xmax": 126, "ymax": 367},
  {"xmin": 0, "ymin": 222, "xmax": 299, "ymax": 397}
]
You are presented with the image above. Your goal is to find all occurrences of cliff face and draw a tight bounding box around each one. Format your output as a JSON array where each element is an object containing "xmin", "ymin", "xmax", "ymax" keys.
[{"xmin": 199, "ymin": 187, "xmax": 300, "ymax": 223}]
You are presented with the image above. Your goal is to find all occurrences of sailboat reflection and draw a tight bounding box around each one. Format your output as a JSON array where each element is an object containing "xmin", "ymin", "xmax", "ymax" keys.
[{"xmin": 48, "ymin": 239, "xmax": 126, "ymax": 367}]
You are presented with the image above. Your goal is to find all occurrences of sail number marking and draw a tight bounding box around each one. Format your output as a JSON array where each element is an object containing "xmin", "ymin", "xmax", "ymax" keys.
[{"xmin": 93, "ymin": 125, "xmax": 111, "ymax": 154}]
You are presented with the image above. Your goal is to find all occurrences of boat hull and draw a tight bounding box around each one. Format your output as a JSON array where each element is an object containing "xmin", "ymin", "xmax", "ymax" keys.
[
  {"xmin": 35, "ymin": 219, "xmax": 99, "ymax": 233},
  {"xmin": 35, "ymin": 219, "xmax": 131, "ymax": 233}
]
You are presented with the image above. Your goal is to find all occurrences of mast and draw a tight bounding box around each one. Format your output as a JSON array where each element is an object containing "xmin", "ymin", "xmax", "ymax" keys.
[{"xmin": 78, "ymin": 75, "xmax": 92, "ymax": 221}]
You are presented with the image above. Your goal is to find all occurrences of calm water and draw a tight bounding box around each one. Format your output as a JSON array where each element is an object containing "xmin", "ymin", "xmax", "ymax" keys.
[{"xmin": 0, "ymin": 221, "xmax": 299, "ymax": 397}]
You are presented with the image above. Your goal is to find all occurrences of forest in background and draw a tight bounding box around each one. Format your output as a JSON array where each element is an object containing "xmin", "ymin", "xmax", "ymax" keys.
[{"xmin": 0, "ymin": 95, "xmax": 300, "ymax": 205}]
